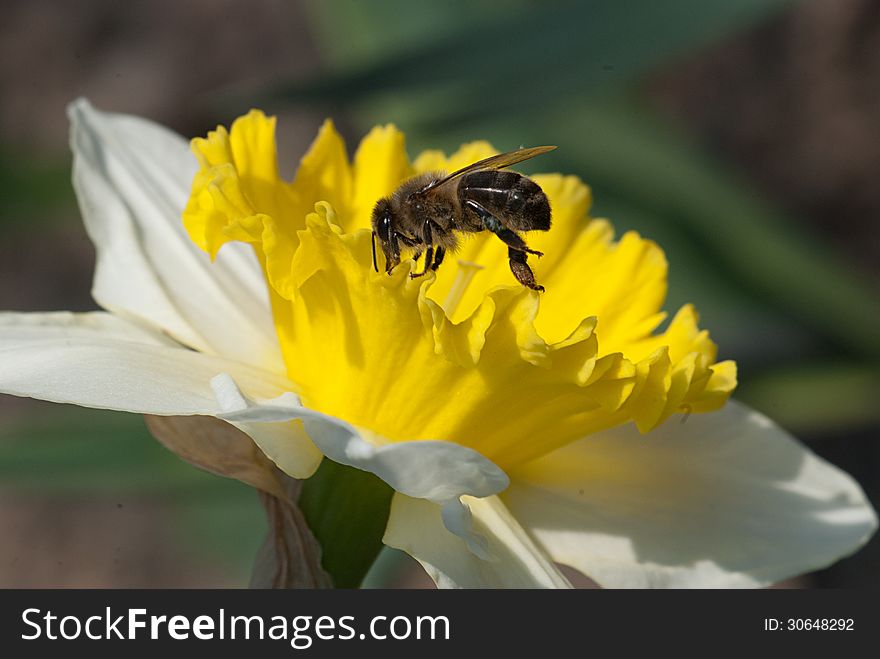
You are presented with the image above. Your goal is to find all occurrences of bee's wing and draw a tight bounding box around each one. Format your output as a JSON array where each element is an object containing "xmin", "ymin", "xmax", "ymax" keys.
[{"xmin": 416, "ymin": 145, "xmax": 557, "ymax": 195}]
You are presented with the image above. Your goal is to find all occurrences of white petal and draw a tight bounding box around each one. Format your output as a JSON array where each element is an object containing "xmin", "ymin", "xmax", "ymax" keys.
[
  {"xmin": 0, "ymin": 312, "xmax": 321, "ymax": 478},
  {"xmin": 0, "ymin": 310, "xmax": 179, "ymax": 347},
  {"xmin": 213, "ymin": 376, "xmax": 510, "ymax": 549},
  {"xmin": 383, "ymin": 493, "xmax": 572, "ymax": 588},
  {"xmin": 68, "ymin": 98, "xmax": 283, "ymax": 370},
  {"xmin": 504, "ymin": 400, "xmax": 878, "ymax": 588},
  {"xmin": 0, "ymin": 311, "xmax": 287, "ymax": 412}
]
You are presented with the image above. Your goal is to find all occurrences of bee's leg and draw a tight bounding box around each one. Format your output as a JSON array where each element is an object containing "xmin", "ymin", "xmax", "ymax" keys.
[
  {"xmin": 411, "ymin": 250, "xmax": 422, "ymax": 264},
  {"xmin": 465, "ymin": 200, "xmax": 543, "ymax": 257},
  {"xmin": 466, "ymin": 200, "xmax": 543, "ymax": 289},
  {"xmin": 410, "ymin": 219, "xmax": 435, "ymax": 278},
  {"xmin": 508, "ymin": 247, "xmax": 544, "ymax": 292},
  {"xmin": 410, "ymin": 246, "xmax": 434, "ymax": 278},
  {"xmin": 431, "ymin": 246, "xmax": 446, "ymax": 271}
]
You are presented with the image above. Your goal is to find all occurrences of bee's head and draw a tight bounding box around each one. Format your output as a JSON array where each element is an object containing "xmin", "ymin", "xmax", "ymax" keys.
[{"xmin": 371, "ymin": 197, "xmax": 399, "ymax": 273}]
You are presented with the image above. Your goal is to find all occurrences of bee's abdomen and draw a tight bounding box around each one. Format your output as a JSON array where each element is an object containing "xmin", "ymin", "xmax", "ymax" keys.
[{"xmin": 459, "ymin": 170, "xmax": 551, "ymax": 232}]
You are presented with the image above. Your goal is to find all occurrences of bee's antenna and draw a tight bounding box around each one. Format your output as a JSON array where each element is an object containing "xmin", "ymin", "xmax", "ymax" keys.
[{"xmin": 371, "ymin": 231, "xmax": 379, "ymax": 272}]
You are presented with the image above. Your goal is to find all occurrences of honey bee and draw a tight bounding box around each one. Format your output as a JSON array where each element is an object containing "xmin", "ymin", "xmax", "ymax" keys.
[{"xmin": 371, "ymin": 145, "xmax": 556, "ymax": 291}]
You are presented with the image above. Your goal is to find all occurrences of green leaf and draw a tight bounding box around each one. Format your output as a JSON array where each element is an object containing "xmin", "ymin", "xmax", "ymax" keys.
[
  {"xmin": 282, "ymin": 0, "xmax": 791, "ymax": 116},
  {"xmin": 297, "ymin": 459, "xmax": 394, "ymax": 588},
  {"xmin": 737, "ymin": 363, "xmax": 880, "ymax": 434}
]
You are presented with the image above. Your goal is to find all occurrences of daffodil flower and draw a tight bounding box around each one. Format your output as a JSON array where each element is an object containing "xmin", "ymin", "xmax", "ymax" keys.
[{"xmin": 1, "ymin": 100, "xmax": 875, "ymax": 588}]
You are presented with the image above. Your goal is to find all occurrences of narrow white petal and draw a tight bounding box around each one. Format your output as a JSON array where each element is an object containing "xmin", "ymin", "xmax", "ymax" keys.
[
  {"xmin": 504, "ymin": 400, "xmax": 878, "ymax": 588},
  {"xmin": 0, "ymin": 312, "xmax": 321, "ymax": 478},
  {"xmin": 68, "ymin": 98, "xmax": 283, "ymax": 370},
  {"xmin": 383, "ymin": 493, "xmax": 572, "ymax": 589},
  {"xmin": 0, "ymin": 310, "xmax": 178, "ymax": 347},
  {"xmin": 213, "ymin": 377, "xmax": 510, "ymax": 549},
  {"xmin": 0, "ymin": 312, "xmax": 287, "ymax": 413}
]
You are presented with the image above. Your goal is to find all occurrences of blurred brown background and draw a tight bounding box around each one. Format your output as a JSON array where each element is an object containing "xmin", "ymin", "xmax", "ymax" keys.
[{"xmin": 0, "ymin": 0, "xmax": 877, "ymax": 587}]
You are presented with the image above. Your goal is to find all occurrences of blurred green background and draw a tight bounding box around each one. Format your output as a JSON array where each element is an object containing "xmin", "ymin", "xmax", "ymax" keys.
[{"xmin": 1, "ymin": 0, "xmax": 878, "ymax": 587}]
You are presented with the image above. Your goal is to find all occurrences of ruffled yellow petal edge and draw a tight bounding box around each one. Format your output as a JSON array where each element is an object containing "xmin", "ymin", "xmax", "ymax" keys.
[{"xmin": 183, "ymin": 113, "xmax": 413, "ymax": 296}]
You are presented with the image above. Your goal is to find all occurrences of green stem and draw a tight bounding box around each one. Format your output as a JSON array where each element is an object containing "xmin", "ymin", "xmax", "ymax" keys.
[{"xmin": 297, "ymin": 459, "xmax": 395, "ymax": 588}]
